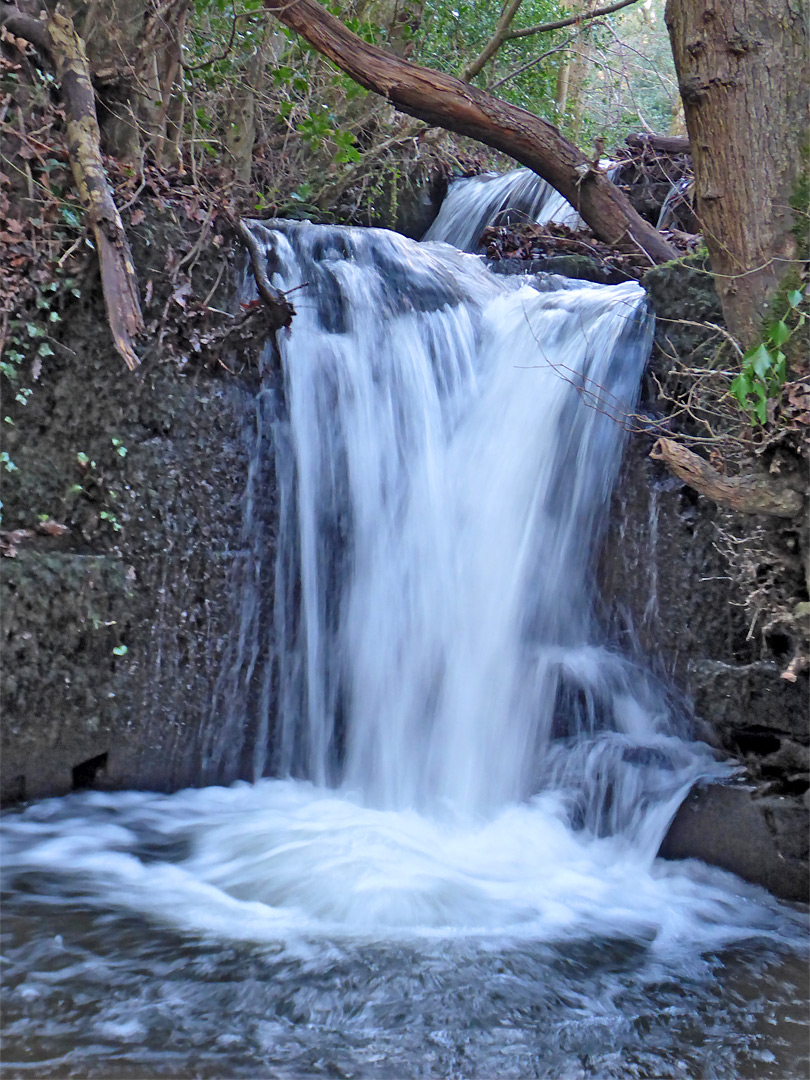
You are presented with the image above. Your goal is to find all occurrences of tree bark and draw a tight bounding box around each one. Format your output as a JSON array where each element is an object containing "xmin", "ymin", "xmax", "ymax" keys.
[
  {"xmin": 557, "ymin": 0, "xmax": 599, "ymax": 142},
  {"xmin": 139, "ymin": 0, "xmax": 191, "ymax": 166},
  {"xmin": 2, "ymin": 5, "xmax": 144, "ymax": 369},
  {"xmin": 666, "ymin": 0, "xmax": 810, "ymax": 348},
  {"xmin": 650, "ymin": 437, "xmax": 805, "ymax": 518},
  {"xmin": 263, "ymin": 0, "xmax": 677, "ymax": 263}
]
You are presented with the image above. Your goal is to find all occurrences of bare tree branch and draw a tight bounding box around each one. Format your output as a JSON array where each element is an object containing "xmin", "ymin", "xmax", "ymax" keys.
[
  {"xmin": 2, "ymin": 5, "xmax": 144, "ymax": 369},
  {"xmin": 0, "ymin": 6, "xmax": 50, "ymax": 51},
  {"xmin": 505, "ymin": 0, "xmax": 642, "ymax": 41},
  {"xmin": 461, "ymin": 0, "xmax": 525, "ymax": 82},
  {"xmin": 490, "ymin": 36, "xmax": 574, "ymax": 90},
  {"xmin": 650, "ymin": 437, "xmax": 805, "ymax": 518},
  {"xmin": 237, "ymin": 219, "xmax": 296, "ymax": 330}
]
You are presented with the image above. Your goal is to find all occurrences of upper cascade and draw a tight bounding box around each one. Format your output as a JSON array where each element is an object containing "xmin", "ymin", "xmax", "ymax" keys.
[{"xmin": 423, "ymin": 168, "xmax": 582, "ymax": 252}]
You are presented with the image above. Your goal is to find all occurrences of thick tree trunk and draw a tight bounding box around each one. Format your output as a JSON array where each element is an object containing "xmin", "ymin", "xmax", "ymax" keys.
[
  {"xmin": 57, "ymin": 0, "xmax": 148, "ymax": 160},
  {"xmin": 666, "ymin": 0, "xmax": 810, "ymax": 348},
  {"xmin": 557, "ymin": 0, "xmax": 598, "ymax": 142},
  {"xmin": 44, "ymin": 0, "xmax": 190, "ymax": 163},
  {"xmin": 264, "ymin": 0, "xmax": 676, "ymax": 263},
  {"xmin": 140, "ymin": 0, "xmax": 191, "ymax": 166}
]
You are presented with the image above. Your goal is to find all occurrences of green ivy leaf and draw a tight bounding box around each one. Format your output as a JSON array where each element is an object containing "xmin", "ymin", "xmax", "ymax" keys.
[
  {"xmin": 752, "ymin": 385, "xmax": 768, "ymax": 424},
  {"xmin": 769, "ymin": 320, "xmax": 790, "ymax": 348},
  {"xmin": 60, "ymin": 206, "xmax": 82, "ymax": 228},
  {"xmin": 730, "ymin": 372, "xmax": 751, "ymax": 405},
  {"xmin": 747, "ymin": 344, "xmax": 772, "ymax": 378},
  {"xmin": 786, "ymin": 289, "xmax": 803, "ymax": 308}
]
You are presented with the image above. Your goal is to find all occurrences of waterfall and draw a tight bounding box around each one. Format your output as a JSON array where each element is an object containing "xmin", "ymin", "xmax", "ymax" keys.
[
  {"xmin": 222, "ymin": 219, "xmax": 718, "ymax": 843},
  {"xmin": 1, "ymin": 184, "xmax": 806, "ymax": 1080},
  {"xmin": 423, "ymin": 168, "xmax": 583, "ymax": 251},
  {"xmin": 7, "ymin": 213, "xmax": 800, "ymax": 955}
]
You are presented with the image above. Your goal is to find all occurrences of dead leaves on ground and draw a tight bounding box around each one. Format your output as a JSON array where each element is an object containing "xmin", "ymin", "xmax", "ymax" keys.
[{"xmin": 1, "ymin": 520, "xmax": 69, "ymax": 557}]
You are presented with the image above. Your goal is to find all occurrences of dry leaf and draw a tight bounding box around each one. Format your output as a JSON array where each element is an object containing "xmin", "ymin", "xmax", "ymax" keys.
[
  {"xmin": 37, "ymin": 520, "xmax": 69, "ymax": 537},
  {"xmin": 172, "ymin": 281, "xmax": 192, "ymax": 308}
]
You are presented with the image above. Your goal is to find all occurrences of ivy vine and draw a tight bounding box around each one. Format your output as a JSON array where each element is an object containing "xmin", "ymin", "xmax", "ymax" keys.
[{"xmin": 730, "ymin": 289, "xmax": 806, "ymax": 424}]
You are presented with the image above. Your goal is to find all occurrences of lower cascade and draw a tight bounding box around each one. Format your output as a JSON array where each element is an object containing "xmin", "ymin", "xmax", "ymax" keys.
[{"xmin": 1, "ymin": 221, "xmax": 806, "ymax": 1078}]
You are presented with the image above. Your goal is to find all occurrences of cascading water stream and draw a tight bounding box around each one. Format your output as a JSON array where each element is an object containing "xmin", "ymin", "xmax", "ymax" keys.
[
  {"xmin": 253, "ymin": 221, "xmax": 714, "ymax": 840},
  {"xmin": 424, "ymin": 169, "xmax": 582, "ymax": 251},
  {"xmin": 423, "ymin": 167, "xmax": 606, "ymax": 251},
  {"xmin": 1, "ymin": 207, "xmax": 806, "ymax": 1080}
]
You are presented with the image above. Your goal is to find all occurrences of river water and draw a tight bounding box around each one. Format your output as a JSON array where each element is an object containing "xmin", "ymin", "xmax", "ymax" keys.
[{"xmin": 2, "ymin": 220, "xmax": 807, "ymax": 1078}]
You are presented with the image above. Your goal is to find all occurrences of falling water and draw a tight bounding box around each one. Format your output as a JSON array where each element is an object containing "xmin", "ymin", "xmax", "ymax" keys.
[
  {"xmin": 256, "ymin": 221, "xmax": 712, "ymax": 838},
  {"xmin": 1, "ymin": 217, "xmax": 806, "ymax": 1078},
  {"xmin": 423, "ymin": 168, "xmax": 583, "ymax": 251}
]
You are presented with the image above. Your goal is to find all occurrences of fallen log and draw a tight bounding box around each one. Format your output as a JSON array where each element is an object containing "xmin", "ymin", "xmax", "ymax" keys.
[
  {"xmin": 650, "ymin": 437, "xmax": 805, "ymax": 518},
  {"xmin": 626, "ymin": 133, "xmax": 691, "ymax": 154},
  {"xmin": 263, "ymin": 0, "xmax": 677, "ymax": 266},
  {"xmin": 1, "ymin": 6, "xmax": 143, "ymax": 370}
]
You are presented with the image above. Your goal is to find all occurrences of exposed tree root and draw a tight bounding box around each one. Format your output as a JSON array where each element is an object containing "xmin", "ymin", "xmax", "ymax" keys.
[
  {"xmin": 650, "ymin": 437, "xmax": 805, "ymax": 518},
  {"xmin": 237, "ymin": 221, "xmax": 295, "ymax": 330}
]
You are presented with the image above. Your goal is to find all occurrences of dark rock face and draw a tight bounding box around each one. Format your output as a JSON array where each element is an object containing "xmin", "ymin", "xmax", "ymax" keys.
[
  {"xmin": 659, "ymin": 783, "xmax": 808, "ymax": 902},
  {"xmin": 599, "ymin": 261, "xmax": 809, "ymax": 901},
  {"xmin": 485, "ymin": 255, "xmax": 631, "ymax": 284},
  {"xmin": 1, "ymin": 257, "xmax": 268, "ymax": 803}
]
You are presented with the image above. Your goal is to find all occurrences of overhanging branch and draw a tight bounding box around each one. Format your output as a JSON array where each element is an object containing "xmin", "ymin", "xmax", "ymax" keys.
[
  {"xmin": 461, "ymin": 0, "xmax": 525, "ymax": 83},
  {"xmin": 505, "ymin": 0, "xmax": 643, "ymax": 40},
  {"xmin": 263, "ymin": 0, "xmax": 676, "ymax": 264}
]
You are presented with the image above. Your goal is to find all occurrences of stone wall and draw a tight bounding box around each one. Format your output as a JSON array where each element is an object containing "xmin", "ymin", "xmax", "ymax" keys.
[
  {"xmin": 599, "ymin": 262, "xmax": 809, "ymax": 900},
  {"xmin": 1, "ymin": 222, "xmax": 270, "ymax": 803}
]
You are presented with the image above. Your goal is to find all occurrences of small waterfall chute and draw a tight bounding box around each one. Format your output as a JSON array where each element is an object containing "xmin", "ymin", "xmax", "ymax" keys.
[
  {"xmin": 423, "ymin": 168, "xmax": 583, "ymax": 251},
  {"xmin": 423, "ymin": 166, "xmax": 622, "ymax": 252}
]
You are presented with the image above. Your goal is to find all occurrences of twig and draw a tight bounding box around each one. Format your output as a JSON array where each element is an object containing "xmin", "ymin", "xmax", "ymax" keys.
[
  {"xmin": 237, "ymin": 219, "xmax": 295, "ymax": 329},
  {"xmin": 490, "ymin": 37, "xmax": 574, "ymax": 90}
]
